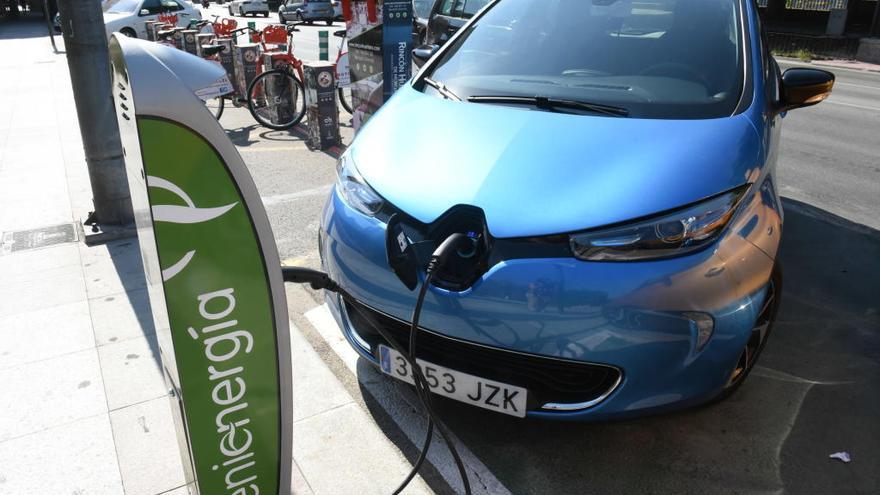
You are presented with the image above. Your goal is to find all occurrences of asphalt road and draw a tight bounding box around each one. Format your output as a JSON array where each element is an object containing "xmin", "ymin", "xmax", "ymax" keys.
[{"xmin": 204, "ymin": 12, "xmax": 880, "ymax": 492}]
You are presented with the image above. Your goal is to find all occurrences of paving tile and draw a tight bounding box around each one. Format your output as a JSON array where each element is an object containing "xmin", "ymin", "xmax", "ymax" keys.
[
  {"xmin": 0, "ymin": 348, "xmax": 106, "ymax": 442},
  {"xmin": 293, "ymin": 459, "xmax": 316, "ymax": 495},
  {"xmin": 0, "ymin": 242, "xmax": 80, "ymax": 278},
  {"xmin": 82, "ymin": 251, "xmax": 148, "ymax": 299},
  {"xmin": 0, "ymin": 300, "xmax": 94, "ymax": 369},
  {"xmin": 98, "ymin": 334, "xmax": 167, "ymax": 411},
  {"xmin": 0, "ymin": 262, "xmax": 85, "ymax": 319},
  {"xmin": 158, "ymin": 486, "xmax": 193, "ymax": 495},
  {"xmin": 109, "ymin": 396, "xmax": 187, "ymax": 495},
  {"xmin": 0, "ymin": 413, "xmax": 124, "ymax": 495},
  {"xmin": 90, "ymin": 287, "xmax": 157, "ymax": 346},
  {"xmin": 291, "ymin": 323, "xmax": 353, "ymax": 422},
  {"xmin": 293, "ymin": 403, "xmax": 432, "ymax": 495}
]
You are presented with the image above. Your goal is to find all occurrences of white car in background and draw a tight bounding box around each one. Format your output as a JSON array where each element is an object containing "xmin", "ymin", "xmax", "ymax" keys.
[
  {"xmin": 228, "ymin": 0, "xmax": 270, "ymax": 17},
  {"xmin": 102, "ymin": 0, "xmax": 202, "ymax": 39}
]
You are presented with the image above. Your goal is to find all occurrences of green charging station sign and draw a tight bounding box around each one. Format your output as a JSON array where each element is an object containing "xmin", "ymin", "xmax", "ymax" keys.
[
  {"xmin": 141, "ymin": 118, "xmax": 280, "ymax": 495},
  {"xmin": 110, "ymin": 36, "xmax": 292, "ymax": 495}
]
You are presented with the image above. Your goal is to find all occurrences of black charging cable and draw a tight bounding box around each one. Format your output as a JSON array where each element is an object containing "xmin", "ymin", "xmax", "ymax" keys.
[{"xmin": 282, "ymin": 233, "xmax": 473, "ymax": 495}]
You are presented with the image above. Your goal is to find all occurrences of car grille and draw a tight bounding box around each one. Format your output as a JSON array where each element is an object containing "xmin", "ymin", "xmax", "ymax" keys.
[{"xmin": 344, "ymin": 299, "xmax": 623, "ymax": 412}]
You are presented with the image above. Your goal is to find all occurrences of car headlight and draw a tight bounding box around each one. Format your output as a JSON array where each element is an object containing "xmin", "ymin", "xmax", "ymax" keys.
[
  {"xmin": 336, "ymin": 154, "xmax": 384, "ymax": 216},
  {"xmin": 569, "ymin": 187, "xmax": 748, "ymax": 261}
]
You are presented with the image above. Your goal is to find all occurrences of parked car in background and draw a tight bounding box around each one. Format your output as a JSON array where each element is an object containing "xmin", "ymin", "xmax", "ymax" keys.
[
  {"xmin": 331, "ymin": 0, "xmax": 342, "ymax": 20},
  {"xmin": 421, "ymin": 0, "xmax": 489, "ymax": 46},
  {"xmin": 228, "ymin": 0, "xmax": 269, "ymax": 16},
  {"xmin": 412, "ymin": 0, "xmax": 436, "ymax": 45},
  {"xmin": 322, "ymin": 0, "xmax": 835, "ymax": 420},
  {"xmin": 278, "ymin": 0, "xmax": 334, "ymax": 25},
  {"xmin": 101, "ymin": 0, "xmax": 201, "ymax": 39}
]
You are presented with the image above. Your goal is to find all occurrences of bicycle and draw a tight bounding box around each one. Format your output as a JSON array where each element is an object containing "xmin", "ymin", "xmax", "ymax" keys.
[
  {"xmin": 332, "ymin": 29, "xmax": 353, "ymax": 115},
  {"xmin": 245, "ymin": 24, "xmax": 308, "ymax": 130}
]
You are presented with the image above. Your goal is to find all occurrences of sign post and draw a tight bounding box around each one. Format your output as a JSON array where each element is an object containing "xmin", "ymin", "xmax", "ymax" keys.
[
  {"xmin": 108, "ymin": 36, "xmax": 292, "ymax": 495},
  {"xmin": 344, "ymin": 0, "xmax": 412, "ymax": 130}
]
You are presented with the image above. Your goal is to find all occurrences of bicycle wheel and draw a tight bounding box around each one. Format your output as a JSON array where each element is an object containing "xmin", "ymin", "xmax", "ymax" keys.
[
  {"xmin": 337, "ymin": 86, "xmax": 353, "ymax": 114},
  {"xmin": 247, "ymin": 69, "xmax": 306, "ymax": 130},
  {"xmin": 204, "ymin": 95, "xmax": 225, "ymax": 120}
]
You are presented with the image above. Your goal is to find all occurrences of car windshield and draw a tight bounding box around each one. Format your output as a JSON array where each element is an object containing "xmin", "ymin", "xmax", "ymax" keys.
[
  {"xmin": 103, "ymin": 0, "xmax": 140, "ymax": 13},
  {"xmin": 424, "ymin": 0, "xmax": 745, "ymax": 119}
]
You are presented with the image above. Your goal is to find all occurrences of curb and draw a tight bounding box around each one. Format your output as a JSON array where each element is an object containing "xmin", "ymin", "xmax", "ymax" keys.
[{"xmin": 775, "ymin": 56, "xmax": 880, "ymax": 73}]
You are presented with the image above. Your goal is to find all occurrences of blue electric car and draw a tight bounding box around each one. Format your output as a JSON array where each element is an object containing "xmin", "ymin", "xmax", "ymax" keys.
[{"xmin": 319, "ymin": 0, "xmax": 834, "ymax": 419}]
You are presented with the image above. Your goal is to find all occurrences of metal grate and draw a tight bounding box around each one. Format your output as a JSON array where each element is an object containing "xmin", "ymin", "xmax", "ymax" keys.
[
  {"xmin": 757, "ymin": 0, "xmax": 850, "ymax": 10},
  {"xmin": 1, "ymin": 223, "xmax": 79, "ymax": 254}
]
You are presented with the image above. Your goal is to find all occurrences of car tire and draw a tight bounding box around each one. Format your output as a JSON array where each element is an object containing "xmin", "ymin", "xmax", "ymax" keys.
[
  {"xmin": 278, "ymin": 12, "xmax": 284, "ymax": 22},
  {"xmin": 325, "ymin": 20, "xmax": 332, "ymax": 26},
  {"xmin": 228, "ymin": 6, "xmax": 232, "ymax": 15},
  {"xmin": 120, "ymin": 27, "xmax": 137, "ymax": 38},
  {"xmin": 263, "ymin": 11, "xmax": 269, "ymax": 17},
  {"xmin": 711, "ymin": 263, "xmax": 782, "ymax": 403}
]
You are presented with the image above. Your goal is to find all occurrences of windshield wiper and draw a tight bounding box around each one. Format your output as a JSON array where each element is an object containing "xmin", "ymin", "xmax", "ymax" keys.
[
  {"xmin": 468, "ymin": 95, "xmax": 629, "ymax": 117},
  {"xmin": 423, "ymin": 78, "xmax": 461, "ymax": 102}
]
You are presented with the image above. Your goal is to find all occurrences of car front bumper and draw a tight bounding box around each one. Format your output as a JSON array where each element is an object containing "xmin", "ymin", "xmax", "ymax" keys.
[{"xmin": 318, "ymin": 181, "xmax": 781, "ymax": 420}]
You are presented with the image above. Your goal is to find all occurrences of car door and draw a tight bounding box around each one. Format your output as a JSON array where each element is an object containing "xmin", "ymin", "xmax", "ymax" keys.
[{"xmin": 135, "ymin": 0, "xmax": 162, "ymax": 38}]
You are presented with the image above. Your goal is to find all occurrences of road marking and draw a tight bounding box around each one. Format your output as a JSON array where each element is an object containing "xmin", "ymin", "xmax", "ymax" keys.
[
  {"xmin": 835, "ymin": 81, "xmax": 880, "ymax": 91},
  {"xmin": 239, "ymin": 143, "xmax": 310, "ymax": 153},
  {"xmin": 306, "ymin": 303, "xmax": 513, "ymax": 495},
  {"xmin": 261, "ymin": 184, "xmax": 332, "ymax": 206},
  {"xmin": 281, "ymin": 255, "xmax": 310, "ymax": 267},
  {"xmin": 825, "ymin": 99, "xmax": 880, "ymax": 112}
]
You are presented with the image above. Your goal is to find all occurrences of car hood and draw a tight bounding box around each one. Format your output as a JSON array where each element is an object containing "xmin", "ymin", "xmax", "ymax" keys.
[{"xmin": 352, "ymin": 84, "xmax": 762, "ymax": 238}]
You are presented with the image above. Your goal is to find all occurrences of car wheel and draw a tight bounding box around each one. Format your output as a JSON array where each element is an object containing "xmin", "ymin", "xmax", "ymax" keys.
[
  {"xmin": 713, "ymin": 263, "xmax": 782, "ymax": 402},
  {"xmin": 278, "ymin": 12, "xmax": 284, "ymax": 22},
  {"xmin": 263, "ymin": 11, "xmax": 269, "ymax": 17},
  {"xmin": 120, "ymin": 27, "xmax": 137, "ymax": 38},
  {"xmin": 325, "ymin": 19, "xmax": 332, "ymax": 26},
  {"xmin": 228, "ymin": 6, "xmax": 232, "ymax": 15}
]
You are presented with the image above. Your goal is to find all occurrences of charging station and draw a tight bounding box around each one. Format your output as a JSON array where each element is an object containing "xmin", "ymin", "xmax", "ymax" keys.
[
  {"xmin": 108, "ymin": 35, "xmax": 292, "ymax": 495},
  {"xmin": 343, "ymin": 0, "xmax": 413, "ymax": 130}
]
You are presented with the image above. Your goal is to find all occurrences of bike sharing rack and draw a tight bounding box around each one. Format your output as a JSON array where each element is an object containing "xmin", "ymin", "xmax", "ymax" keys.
[
  {"xmin": 108, "ymin": 35, "xmax": 292, "ymax": 495},
  {"xmin": 341, "ymin": 0, "xmax": 413, "ymax": 130}
]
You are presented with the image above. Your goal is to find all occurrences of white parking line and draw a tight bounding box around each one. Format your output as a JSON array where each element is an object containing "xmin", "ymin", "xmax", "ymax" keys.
[
  {"xmin": 261, "ymin": 184, "xmax": 332, "ymax": 206},
  {"xmin": 305, "ymin": 303, "xmax": 513, "ymax": 495},
  {"xmin": 825, "ymin": 99, "xmax": 880, "ymax": 112}
]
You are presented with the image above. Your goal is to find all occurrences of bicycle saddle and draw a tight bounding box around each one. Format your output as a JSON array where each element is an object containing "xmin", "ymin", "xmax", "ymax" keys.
[
  {"xmin": 333, "ymin": 29, "xmax": 346, "ymax": 38},
  {"xmin": 201, "ymin": 44, "xmax": 225, "ymax": 57}
]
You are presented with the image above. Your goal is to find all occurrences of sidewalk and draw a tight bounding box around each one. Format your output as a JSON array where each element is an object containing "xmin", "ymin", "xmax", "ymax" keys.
[{"xmin": 0, "ymin": 16, "xmax": 431, "ymax": 495}]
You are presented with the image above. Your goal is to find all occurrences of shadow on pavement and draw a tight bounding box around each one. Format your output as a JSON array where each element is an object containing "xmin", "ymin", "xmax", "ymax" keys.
[
  {"xmin": 102, "ymin": 238, "xmax": 161, "ymax": 372},
  {"xmin": 360, "ymin": 198, "xmax": 879, "ymax": 495},
  {"xmin": 0, "ymin": 12, "xmax": 55, "ymax": 41}
]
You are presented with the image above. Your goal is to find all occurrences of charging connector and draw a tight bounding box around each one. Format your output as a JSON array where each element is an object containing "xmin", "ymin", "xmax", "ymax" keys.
[{"xmin": 282, "ymin": 233, "xmax": 474, "ymax": 495}]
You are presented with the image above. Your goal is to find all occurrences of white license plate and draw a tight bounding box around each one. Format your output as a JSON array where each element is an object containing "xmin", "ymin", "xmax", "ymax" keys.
[{"xmin": 378, "ymin": 345, "xmax": 527, "ymax": 418}]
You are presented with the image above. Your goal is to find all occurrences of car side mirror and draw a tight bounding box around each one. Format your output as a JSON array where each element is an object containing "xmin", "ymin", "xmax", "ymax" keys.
[
  {"xmin": 412, "ymin": 44, "xmax": 438, "ymax": 66},
  {"xmin": 139, "ymin": 8, "xmax": 150, "ymax": 15},
  {"xmin": 778, "ymin": 68, "xmax": 834, "ymax": 112}
]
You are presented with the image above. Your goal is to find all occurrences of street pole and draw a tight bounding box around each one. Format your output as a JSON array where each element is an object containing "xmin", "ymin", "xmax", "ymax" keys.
[
  {"xmin": 871, "ymin": 0, "xmax": 880, "ymax": 38},
  {"xmin": 57, "ymin": 0, "xmax": 134, "ymax": 231}
]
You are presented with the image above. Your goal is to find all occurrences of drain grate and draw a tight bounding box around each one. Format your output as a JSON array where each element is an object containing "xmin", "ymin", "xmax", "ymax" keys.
[{"xmin": 1, "ymin": 223, "xmax": 79, "ymax": 254}]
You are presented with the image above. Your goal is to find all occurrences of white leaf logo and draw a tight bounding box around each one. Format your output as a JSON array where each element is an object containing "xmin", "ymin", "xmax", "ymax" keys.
[{"xmin": 147, "ymin": 176, "xmax": 238, "ymax": 282}]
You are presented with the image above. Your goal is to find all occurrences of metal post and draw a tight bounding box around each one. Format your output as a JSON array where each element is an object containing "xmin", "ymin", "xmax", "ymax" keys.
[
  {"xmin": 319, "ymin": 30, "xmax": 329, "ymax": 60},
  {"xmin": 871, "ymin": 0, "xmax": 880, "ymax": 38},
  {"xmin": 57, "ymin": 0, "xmax": 134, "ymax": 232},
  {"xmin": 42, "ymin": 0, "xmax": 58, "ymax": 52}
]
